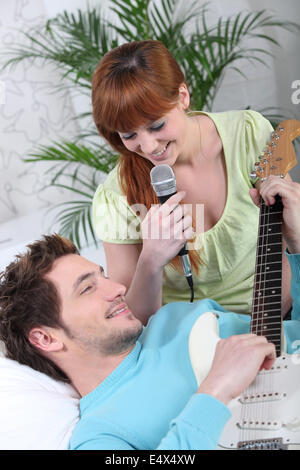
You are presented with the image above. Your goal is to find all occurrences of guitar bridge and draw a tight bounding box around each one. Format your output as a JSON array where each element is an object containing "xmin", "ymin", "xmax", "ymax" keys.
[{"xmin": 238, "ymin": 438, "xmax": 287, "ymax": 450}]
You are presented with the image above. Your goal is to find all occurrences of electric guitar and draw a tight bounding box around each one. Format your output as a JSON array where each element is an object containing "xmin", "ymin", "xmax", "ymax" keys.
[{"xmin": 189, "ymin": 119, "xmax": 300, "ymax": 450}]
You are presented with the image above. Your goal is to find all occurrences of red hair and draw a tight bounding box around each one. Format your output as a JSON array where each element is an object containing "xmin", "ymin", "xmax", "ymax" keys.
[{"xmin": 92, "ymin": 40, "xmax": 201, "ymax": 273}]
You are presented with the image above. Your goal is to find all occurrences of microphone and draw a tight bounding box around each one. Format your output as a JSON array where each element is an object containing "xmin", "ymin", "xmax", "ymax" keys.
[{"xmin": 150, "ymin": 164, "xmax": 194, "ymax": 302}]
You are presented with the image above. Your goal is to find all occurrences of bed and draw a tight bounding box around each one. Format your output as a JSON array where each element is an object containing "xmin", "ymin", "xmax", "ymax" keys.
[{"xmin": 0, "ymin": 210, "xmax": 106, "ymax": 449}]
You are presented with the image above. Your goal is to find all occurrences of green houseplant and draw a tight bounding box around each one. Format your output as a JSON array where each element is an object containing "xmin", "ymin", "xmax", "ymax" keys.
[{"xmin": 3, "ymin": 0, "xmax": 299, "ymax": 247}]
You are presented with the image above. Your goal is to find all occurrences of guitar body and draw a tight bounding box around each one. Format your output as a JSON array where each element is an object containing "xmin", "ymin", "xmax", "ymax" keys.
[
  {"xmin": 189, "ymin": 312, "xmax": 300, "ymax": 450},
  {"xmin": 188, "ymin": 120, "xmax": 300, "ymax": 450}
]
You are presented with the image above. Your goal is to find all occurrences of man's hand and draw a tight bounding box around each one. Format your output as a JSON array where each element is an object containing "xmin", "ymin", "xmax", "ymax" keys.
[
  {"xmin": 250, "ymin": 176, "xmax": 300, "ymax": 254},
  {"xmin": 197, "ymin": 334, "xmax": 276, "ymax": 405}
]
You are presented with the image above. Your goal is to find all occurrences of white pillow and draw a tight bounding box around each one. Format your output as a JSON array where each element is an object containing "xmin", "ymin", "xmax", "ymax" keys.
[{"xmin": 0, "ymin": 352, "xmax": 80, "ymax": 450}]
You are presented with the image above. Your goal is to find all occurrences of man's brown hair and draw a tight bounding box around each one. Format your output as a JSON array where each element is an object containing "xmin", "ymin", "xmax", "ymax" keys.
[{"xmin": 0, "ymin": 234, "xmax": 79, "ymax": 382}]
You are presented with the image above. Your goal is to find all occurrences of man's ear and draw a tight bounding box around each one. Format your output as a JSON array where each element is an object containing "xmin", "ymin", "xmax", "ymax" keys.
[
  {"xmin": 28, "ymin": 327, "xmax": 63, "ymax": 353},
  {"xmin": 178, "ymin": 83, "xmax": 190, "ymax": 110}
]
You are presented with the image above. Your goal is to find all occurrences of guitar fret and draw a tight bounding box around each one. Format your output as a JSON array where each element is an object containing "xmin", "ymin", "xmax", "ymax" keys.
[
  {"xmin": 253, "ymin": 299, "xmax": 281, "ymax": 305},
  {"xmin": 258, "ymin": 231, "xmax": 281, "ymax": 236},
  {"xmin": 251, "ymin": 194, "xmax": 284, "ymax": 357},
  {"xmin": 251, "ymin": 322, "xmax": 281, "ymax": 329},
  {"xmin": 251, "ymin": 328, "xmax": 281, "ymax": 337},
  {"xmin": 263, "ymin": 337, "xmax": 281, "ymax": 343},
  {"xmin": 262, "ymin": 332, "xmax": 281, "ymax": 337},
  {"xmin": 253, "ymin": 304, "xmax": 281, "ymax": 311},
  {"xmin": 257, "ymin": 242, "xmax": 282, "ymax": 246},
  {"xmin": 255, "ymin": 270, "xmax": 282, "ymax": 274},
  {"xmin": 259, "ymin": 221, "xmax": 282, "ymax": 226},
  {"xmin": 260, "ymin": 210, "xmax": 282, "ymax": 216},
  {"xmin": 250, "ymin": 332, "xmax": 281, "ymax": 343},
  {"xmin": 256, "ymin": 252, "xmax": 282, "ymax": 257},
  {"xmin": 252, "ymin": 308, "xmax": 282, "ymax": 315},
  {"xmin": 256, "ymin": 260, "xmax": 282, "ymax": 267},
  {"xmin": 258, "ymin": 314, "xmax": 282, "ymax": 320},
  {"xmin": 253, "ymin": 293, "xmax": 281, "ymax": 298},
  {"xmin": 253, "ymin": 301, "xmax": 281, "ymax": 307}
]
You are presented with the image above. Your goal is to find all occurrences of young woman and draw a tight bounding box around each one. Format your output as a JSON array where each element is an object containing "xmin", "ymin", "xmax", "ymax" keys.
[{"xmin": 91, "ymin": 40, "xmax": 292, "ymax": 325}]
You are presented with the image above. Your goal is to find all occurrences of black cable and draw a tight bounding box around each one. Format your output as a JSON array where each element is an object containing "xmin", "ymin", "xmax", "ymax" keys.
[{"xmin": 187, "ymin": 275, "xmax": 194, "ymax": 303}]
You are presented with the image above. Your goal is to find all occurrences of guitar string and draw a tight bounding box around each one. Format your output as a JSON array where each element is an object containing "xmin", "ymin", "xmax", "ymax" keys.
[
  {"xmin": 260, "ymin": 169, "xmax": 275, "ymax": 443},
  {"xmin": 252, "ymin": 192, "xmax": 267, "ymax": 444},
  {"xmin": 255, "ymin": 188, "xmax": 272, "ymax": 442},
  {"xmin": 258, "ymin": 194, "xmax": 268, "ymax": 442},
  {"xmin": 244, "ymin": 178, "xmax": 273, "ymax": 444},
  {"xmin": 240, "ymin": 193, "xmax": 265, "ymax": 445},
  {"xmin": 259, "ymin": 175, "xmax": 282, "ymax": 443},
  {"xmin": 239, "ymin": 152, "xmax": 283, "ymax": 447},
  {"xmin": 264, "ymin": 194, "xmax": 271, "ymax": 440},
  {"xmin": 240, "ymin": 191, "xmax": 262, "ymax": 445},
  {"xmin": 252, "ymin": 195, "xmax": 264, "ymax": 444}
]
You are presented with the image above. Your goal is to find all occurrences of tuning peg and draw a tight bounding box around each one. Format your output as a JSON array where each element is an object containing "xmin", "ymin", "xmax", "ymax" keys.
[{"xmin": 250, "ymin": 170, "xmax": 257, "ymax": 180}]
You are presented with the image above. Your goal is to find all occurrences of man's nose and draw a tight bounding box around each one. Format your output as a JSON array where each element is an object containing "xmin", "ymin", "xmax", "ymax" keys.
[{"xmin": 100, "ymin": 277, "xmax": 126, "ymax": 301}]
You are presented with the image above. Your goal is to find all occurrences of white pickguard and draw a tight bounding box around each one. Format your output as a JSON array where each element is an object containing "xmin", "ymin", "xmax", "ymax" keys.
[{"xmin": 189, "ymin": 312, "xmax": 300, "ymax": 450}]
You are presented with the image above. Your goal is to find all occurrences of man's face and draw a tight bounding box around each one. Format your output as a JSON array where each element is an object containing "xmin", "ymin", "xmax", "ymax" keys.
[{"xmin": 45, "ymin": 254, "xmax": 143, "ymax": 356}]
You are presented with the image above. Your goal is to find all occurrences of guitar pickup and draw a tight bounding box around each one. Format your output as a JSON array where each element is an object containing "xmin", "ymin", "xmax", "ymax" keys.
[
  {"xmin": 239, "ymin": 391, "xmax": 285, "ymax": 404},
  {"xmin": 238, "ymin": 418, "xmax": 282, "ymax": 431}
]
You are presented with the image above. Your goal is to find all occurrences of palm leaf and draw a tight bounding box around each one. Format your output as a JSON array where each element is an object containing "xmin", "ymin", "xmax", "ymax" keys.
[
  {"xmin": 185, "ymin": 9, "xmax": 300, "ymax": 110},
  {"xmin": 26, "ymin": 141, "xmax": 119, "ymax": 174},
  {"xmin": 51, "ymin": 199, "xmax": 97, "ymax": 249},
  {"xmin": 2, "ymin": 7, "xmax": 118, "ymax": 89},
  {"xmin": 44, "ymin": 164, "xmax": 103, "ymax": 248}
]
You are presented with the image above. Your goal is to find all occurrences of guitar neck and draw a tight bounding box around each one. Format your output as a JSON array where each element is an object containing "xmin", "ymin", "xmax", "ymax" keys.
[{"xmin": 251, "ymin": 195, "xmax": 283, "ymax": 357}]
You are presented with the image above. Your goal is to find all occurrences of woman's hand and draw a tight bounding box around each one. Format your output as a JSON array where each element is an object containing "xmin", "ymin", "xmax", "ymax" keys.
[
  {"xmin": 250, "ymin": 176, "xmax": 300, "ymax": 254},
  {"xmin": 140, "ymin": 191, "xmax": 194, "ymax": 270}
]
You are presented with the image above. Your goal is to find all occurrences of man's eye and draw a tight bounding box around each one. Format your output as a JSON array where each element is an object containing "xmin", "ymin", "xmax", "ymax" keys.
[{"xmin": 80, "ymin": 285, "xmax": 93, "ymax": 295}]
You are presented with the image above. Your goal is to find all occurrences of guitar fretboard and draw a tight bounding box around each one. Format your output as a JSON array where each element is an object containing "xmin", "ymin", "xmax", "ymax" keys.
[{"xmin": 251, "ymin": 195, "xmax": 283, "ymax": 357}]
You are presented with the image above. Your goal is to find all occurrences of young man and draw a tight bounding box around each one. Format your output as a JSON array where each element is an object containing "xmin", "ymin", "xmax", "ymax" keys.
[{"xmin": 0, "ymin": 177, "xmax": 300, "ymax": 450}]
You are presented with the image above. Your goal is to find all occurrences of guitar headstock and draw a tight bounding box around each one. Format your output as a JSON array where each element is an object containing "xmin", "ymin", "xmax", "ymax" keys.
[{"xmin": 250, "ymin": 119, "xmax": 300, "ymax": 181}]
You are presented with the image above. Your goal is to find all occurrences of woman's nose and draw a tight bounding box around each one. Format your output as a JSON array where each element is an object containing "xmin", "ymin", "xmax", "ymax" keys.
[{"xmin": 138, "ymin": 131, "xmax": 158, "ymax": 155}]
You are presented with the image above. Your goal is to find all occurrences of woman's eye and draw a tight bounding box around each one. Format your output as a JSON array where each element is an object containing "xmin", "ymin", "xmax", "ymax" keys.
[
  {"xmin": 121, "ymin": 133, "xmax": 136, "ymax": 140},
  {"xmin": 151, "ymin": 121, "xmax": 165, "ymax": 132}
]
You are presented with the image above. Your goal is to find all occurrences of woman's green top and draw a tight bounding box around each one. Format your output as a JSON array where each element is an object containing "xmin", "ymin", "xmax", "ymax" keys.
[{"xmin": 92, "ymin": 110, "xmax": 273, "ymax": 314}]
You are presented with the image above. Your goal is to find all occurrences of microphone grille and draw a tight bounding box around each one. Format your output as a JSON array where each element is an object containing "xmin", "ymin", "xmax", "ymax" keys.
[{"xmin": 150, "ymin": 164, "xmax": 176, "ymax": 197}]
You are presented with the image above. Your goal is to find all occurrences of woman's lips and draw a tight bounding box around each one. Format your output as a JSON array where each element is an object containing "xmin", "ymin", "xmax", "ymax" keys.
[{"xmin": 149, "ymin": 142, "xmax": 171, "ymax": 160}]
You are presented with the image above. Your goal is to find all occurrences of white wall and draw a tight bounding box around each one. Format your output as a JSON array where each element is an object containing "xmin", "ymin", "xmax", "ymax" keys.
[
  {"xmin": 0, "ymin": 0, "xmax": 82, "ymax": 226},
  {"xmin": 212, "ymin": 0, "xmax": 300, "ymax": 180},
  {"xmin": 0, "ymin": 0, "xmax": 299, "ymax": 269}
]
